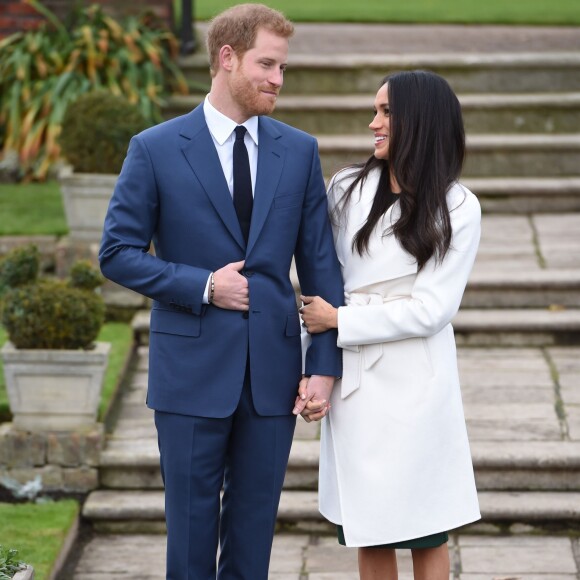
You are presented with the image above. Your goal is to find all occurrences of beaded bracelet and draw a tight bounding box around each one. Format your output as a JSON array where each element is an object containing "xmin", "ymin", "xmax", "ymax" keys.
[{"xmin": 209, "ymin": 272, "xmax": 215, "ymax": 304}]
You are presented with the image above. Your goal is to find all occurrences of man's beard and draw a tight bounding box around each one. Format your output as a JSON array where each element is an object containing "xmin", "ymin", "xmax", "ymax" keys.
[{"xmin": 229, "ymin": 71, "xmax": 278, "ymax": 117}]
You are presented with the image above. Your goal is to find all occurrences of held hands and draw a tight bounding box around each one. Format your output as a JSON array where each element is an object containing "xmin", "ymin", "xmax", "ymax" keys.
[
  {"xmin": 300, "ymin": 295, "xmax": 338, "ymax": 334},
  {"xmin": 296, "ymin": 298, "xmax": 338, "ymax": 421},
  {"xmin": 212, "ymin": 260, "xmax": 249, "ymax": 311},
  {"xmin": 292, "ymin": 375, "xmax": 335, "ymax": 422}
]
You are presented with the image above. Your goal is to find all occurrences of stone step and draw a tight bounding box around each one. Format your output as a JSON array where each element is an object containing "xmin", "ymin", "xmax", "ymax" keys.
[
  {"xmin": 99, "ymin": 440, "xmax": 580, "ymax": 493},
  {"xmin": 132, "ymin": 301, "xmax": 580, "ymax": 347},
  {"xmin": 463, "ymin": 270, "xmax": 580, "ymax": 309},
  {"xmin": 180, "ymin": 52, "xmax": 580, "ymax": 95},
  {"xmin": 453, "ymin": 308, "xmax": 580, "ymax": 346},
  {"xmin": 462, "ymin": 177, "xmax": 580, "ymax": 213},
  {"xmin": 60, "ymin": 529, "xmax": 580, "ymax": 579},
  {"xmin": 132, "ymin": 310, "xmax": 151, "ymax": 346},
  {"xmin": 317, "ymin": 134, "xmax": 580, "ymax": 178},
  {"xmin": 82, "ymin": 489, "xmax": 580, "ymax": 535},
  {"xmin": 164, "ymin": 93, "xmax": 580, "ymax": 135},
  {"xmin": 133, "ymin": 309, "xmax": 580, "ymax": 347},
  {"xmin": 98, "ymin": 438, "xmax": 320, "ymax": 491}
]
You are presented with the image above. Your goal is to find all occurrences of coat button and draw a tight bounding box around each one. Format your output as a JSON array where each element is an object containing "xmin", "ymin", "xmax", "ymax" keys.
[{"xmin": 242, "ymin": 312, "xmax": 249, "ymax": 319}]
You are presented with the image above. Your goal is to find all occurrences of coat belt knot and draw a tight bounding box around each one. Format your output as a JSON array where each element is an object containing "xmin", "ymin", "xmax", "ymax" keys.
[{"xmin": 340, "ymin": 292, "xmax": 384, "ymax": 399}]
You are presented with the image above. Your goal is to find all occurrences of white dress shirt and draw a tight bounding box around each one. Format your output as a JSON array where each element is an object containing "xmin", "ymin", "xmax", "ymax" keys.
[
  {"xmin": 203, "ymin": 95, "xmax": 259, "ymax": 196},
  {"xmin": 202, "ymin": 96, "xmax": 259, "ymax": 302}
]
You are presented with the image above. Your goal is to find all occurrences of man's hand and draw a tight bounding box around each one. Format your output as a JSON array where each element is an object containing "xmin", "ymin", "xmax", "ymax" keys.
[
  {"xmin": 293, "ymin": 375, "xmax": 335, "ymax": 422},
  {"xmin": 212, "ymin": 260, "xmax": 249, "ymax": 311}
]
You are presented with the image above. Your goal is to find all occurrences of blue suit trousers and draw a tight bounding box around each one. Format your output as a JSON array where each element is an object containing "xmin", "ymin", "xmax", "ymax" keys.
[{"xmin": 155, "ymin": 370, "xmax": 296, "ymax": 580}]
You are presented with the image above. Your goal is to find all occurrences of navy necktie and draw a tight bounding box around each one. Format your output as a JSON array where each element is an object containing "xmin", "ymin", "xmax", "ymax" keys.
[{"xmin": 233, "ymin": 125, "xmax": 253, "ymax": 244}]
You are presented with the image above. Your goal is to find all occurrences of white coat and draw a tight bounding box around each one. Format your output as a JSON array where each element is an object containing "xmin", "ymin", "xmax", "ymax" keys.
[{"xmin": 317, "ymin": 168, "xmax": 482, "ymax": 547}]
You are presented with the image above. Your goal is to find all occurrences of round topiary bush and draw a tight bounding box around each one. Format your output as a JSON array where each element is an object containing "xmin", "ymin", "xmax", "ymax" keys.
[
  {"xmin": 0, "ymin": 245, "xmax": 39, "ymax": 294},
  {"xmin": 59, "ymin": 90, "xmax": 149, "ymax": 174},
  {"xmin": 0, "ymin": 246, "xmax": 105, "ymax": 350}
]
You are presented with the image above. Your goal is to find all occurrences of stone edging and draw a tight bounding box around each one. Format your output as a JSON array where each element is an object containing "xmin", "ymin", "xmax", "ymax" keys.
[
  {"xmin": 13, "ymin": 565, "xmax": 34, "ymax": 580},
  {"xmin": 47, "ymin": 514, "xmax": 79, "ymax": 580}
]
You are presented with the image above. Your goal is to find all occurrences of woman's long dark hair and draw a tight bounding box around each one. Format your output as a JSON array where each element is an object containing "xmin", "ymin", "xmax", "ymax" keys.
[{"xmin": 333, "ymin": 70, "xmax": 465, "ymax": 270}]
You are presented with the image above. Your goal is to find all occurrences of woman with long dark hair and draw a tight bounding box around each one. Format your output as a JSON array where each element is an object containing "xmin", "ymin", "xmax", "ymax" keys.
[{"xmin": 298, "ymin": 71, "xmax": 481, "ymax": 579}]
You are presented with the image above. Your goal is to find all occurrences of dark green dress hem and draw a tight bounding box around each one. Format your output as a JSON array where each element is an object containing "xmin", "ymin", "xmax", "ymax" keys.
[{"xmin": 337, "ymin": 525, "xmax": 448, "ymax": 549}]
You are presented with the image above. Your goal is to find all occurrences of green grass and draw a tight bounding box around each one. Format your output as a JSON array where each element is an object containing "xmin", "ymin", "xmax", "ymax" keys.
[
  {"xmin": 96, "ymin": 322, "xmax": 134, "ymax": 420},
  {"xmin": 0, "ymin": 322, "xmax": 133, "ymax": 422},
  {"xmin": 0, "ymin": 182, "xmax": 67, "ymax": 236},
  {"xmin": 0, "ymin": 500, "xmax": 79, "ymax": 579},
  {"xmin": 195, "ymin": 0, "xmax": 580, "ymax": 25}
]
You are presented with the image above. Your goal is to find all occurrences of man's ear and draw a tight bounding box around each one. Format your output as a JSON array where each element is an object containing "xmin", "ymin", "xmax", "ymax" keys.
[{"xmin": 219, "ymin": 45, "xmax": 236, "ymax": 72}]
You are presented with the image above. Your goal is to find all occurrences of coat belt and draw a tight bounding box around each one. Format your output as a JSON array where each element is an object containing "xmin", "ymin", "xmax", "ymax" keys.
[{"xmin": 340, "ymin": 292, "xmax": 385, "ymax": 399}]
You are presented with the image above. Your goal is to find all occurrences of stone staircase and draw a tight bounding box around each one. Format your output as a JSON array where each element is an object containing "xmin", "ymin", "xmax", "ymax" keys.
[
  {"xmin": 84, "ymin": 341, "xmax": 580, "ymax": 534},
  {"xmin": 166, "ymin": 52, "xmax": 580, "ymax": 211},
  {"xmin": 81, "ymin": 35, "xmax": 580, "ymax": 542}
]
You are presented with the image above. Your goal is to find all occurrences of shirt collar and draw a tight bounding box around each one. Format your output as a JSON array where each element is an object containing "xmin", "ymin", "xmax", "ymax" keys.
[{"xmin": 204, "ymin": 95, "xmax": 259, "ymax": 147}]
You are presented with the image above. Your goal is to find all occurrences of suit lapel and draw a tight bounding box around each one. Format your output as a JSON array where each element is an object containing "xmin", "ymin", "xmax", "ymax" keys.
[
  {"xmin": 179, "ymin": 106, "xmax": 245, "ymax": 250},
  {"xmin": 247, "ymin": 118, "xmax": 285, "ymax": 256}
]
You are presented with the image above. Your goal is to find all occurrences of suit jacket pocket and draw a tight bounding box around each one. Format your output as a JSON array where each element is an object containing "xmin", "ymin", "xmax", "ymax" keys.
[
  {"xmin": 150, "ymin": 308, "xmax": 201, "ymax": 337},
  {"xmin": 286, "ymin": 313, "xmax": 301, "ymax": 336},
  {"xmin": 273, "ymin": 193, "xmax": 302, "ymax": 209}
]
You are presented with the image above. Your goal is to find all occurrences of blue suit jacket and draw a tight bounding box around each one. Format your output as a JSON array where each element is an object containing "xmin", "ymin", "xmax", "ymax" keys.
[{"xmin": 99, "ymin": 104, "xmax": 344, "ymax": 417}]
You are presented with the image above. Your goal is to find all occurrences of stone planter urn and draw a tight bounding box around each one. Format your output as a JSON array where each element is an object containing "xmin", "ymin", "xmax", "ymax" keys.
[
  {"xmin": 58, "ymin": 166, "xmax": 117, "ymax": 243},
  {"xmin": 1, "ymin": 342, "xmax": 111, "ymax": 432},
  {"xmin": 57, "ymin": 91, "xmax": 148, "ymax": 245},
  {"xmin": 13, "ymin": 565, "xmax": 34, "ymax": 579}
]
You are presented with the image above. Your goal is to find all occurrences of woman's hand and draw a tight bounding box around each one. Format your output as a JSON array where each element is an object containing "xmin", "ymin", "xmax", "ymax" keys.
[
  {"xmin": 300, "ymin": 295, "xmax": 338, "ymax": 334},
  {"xmin": 293, "ymin": 375, "xmax": 334, "ymax": 422}
]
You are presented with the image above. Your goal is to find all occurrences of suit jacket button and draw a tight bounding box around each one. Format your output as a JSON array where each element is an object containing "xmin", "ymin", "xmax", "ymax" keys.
[{"xmin": 242, "ymin": 311, "xmax": 249, "ymax": 319}]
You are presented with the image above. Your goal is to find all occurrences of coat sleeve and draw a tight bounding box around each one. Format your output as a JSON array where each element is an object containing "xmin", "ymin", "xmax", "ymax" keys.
[
  {"xmin": 337, "ymin": 189, "xmax": 481, "ymax": 346},
  {"xmin": 295, "ymin": 140, "xmax": 344, "ymax": 377},
  {"xmin": 99, "ymin": 135, "xmax": 210, "ymax": 315}
]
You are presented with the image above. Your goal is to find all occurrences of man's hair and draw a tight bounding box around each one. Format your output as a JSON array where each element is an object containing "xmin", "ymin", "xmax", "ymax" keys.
[{"xmin": 206, "ymin": 3, "xmax": 294, "ymax": 76}]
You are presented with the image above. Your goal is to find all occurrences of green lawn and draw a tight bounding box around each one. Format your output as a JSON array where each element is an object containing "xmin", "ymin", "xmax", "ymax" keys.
[
  {"xmin": 195, "ymin": 0, "xmax": 580, "ymax": 24},
  {"xmin": 0, "ymin": 322, "xmax": 133, "ymax": 422},
  {"xmin": 96, "ymin": 322, "xmax": 134, "ymax": 419},
  {"xmin": 0, "ymin": 500, "xmax": 79, "ymax": 580},
  {"xmin": 0, "ymin": 182, "xmax": 67, "ymax": 236}
]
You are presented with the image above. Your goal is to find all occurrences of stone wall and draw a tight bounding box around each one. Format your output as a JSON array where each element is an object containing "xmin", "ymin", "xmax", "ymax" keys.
[
  {"xmin": 0, "ymin": 423, "xmax": 104, "ymax": 493},
  {"xmin": 0, "ymin": 0, "xmax": 174, "ymax": 38}
]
